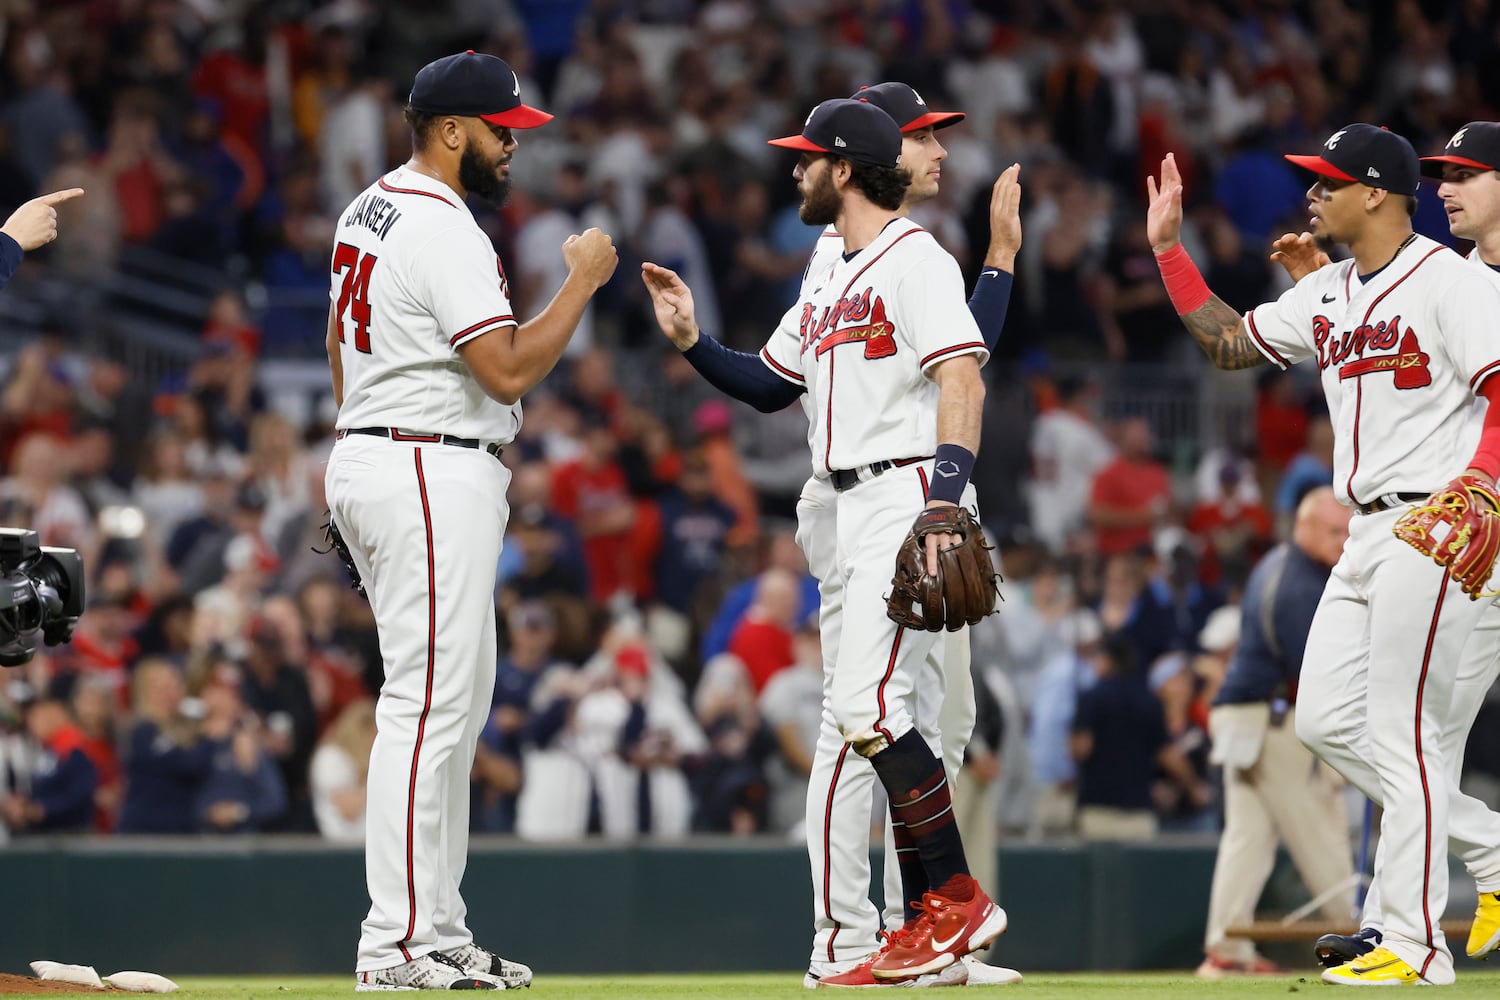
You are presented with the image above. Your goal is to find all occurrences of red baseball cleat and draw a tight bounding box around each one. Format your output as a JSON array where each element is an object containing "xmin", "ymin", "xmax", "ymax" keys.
[
  {"xmin": 814, "ymin": 930, "xmax": 969, "ymax": 989},
  {"xmin": 870, "ymin": 878, "xmax": 1008, "ymax": 980}
]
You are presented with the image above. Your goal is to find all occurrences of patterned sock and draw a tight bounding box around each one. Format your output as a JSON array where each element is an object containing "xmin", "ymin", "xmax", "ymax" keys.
[
  {"xmin": 868, "ymin": 729, "xmax": 968, "ymax": 893},
  {"xmin": 890, "ymin": 819, "xmax": 927, "ymax": 923}
]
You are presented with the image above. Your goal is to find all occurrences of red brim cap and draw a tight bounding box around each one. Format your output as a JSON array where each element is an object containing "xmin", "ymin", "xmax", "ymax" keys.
[
  {"xmin": 767, "ymin": 134, "xmax": 829, "ymax": 152},
  {"xmin": 903, "ymin": 111, "xmax": 965, "ymax": 132},
  {"xmin": 480, "ymin": 104, "xmax": 554, "ymax": 128},
  {"xmin": 1284, "ymin": 154, "xmax": 1358, "ymax": 182},
  {"xmin": 1421, "ymin": 154, "xmax": 1499, "ymax": 176}
]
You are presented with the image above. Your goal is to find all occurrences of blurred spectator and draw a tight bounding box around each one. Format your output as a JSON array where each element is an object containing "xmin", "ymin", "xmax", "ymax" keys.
[
  {"xmin": 311, "ymin": 699, "xmax": 376, "ymax": 844},
  {"xmin": 692, "ymin": 400, "xmax": 760, "ymax": 549},
  {"xmin": 3, "ymin": 432, "xmax": 94, "ymax": 550},
  {"xmin": 1254, "ymin": 370, "xmax": 1311, "ymax": 478},
  {"xmin": 0, "ymin": 699, "xmax": 98, "ymax": 833},
  {"xmin": 1274, "ymin": 416, "xmax": 1335, "ymax": 522},
  {"xmin": 1027, "ymin": 610, "xmax": 1100, "ymax": 835},
  {"xmin": 690, "ymin": 653, "xmax": 773, "ymax": 835},
  {"xmin": 1087, "ymin": 417, "xmax": 1171, "ymax": 557},
  {"xmin": 69, "ymin": 676, "xmax": 121, "ymax": 830},
  {"xmin": 1070, "ymin": 632, "xmax": 1207, "ymax": 840},
  {"xmin": 116, "ymin": 659, "xmax": 211, "ymax": 834},
  {"xmin": 1026, "ymin": 375, "xmax": 1115, "ymax": 554},
  {"xmin": 1095, "ymin": 218, "xmax": 1181, "ymax": 363},
  {"xmin": 1187, "ymin": 462, "xmax": 1274, "ymax": 589},
  {"xmin": 195, "ymin": 678, "xmax": 287, "ymax": 833},
  {"xmin": 653, "ymin": 451, "xmax": 737, "ymax": 616},
  {"xmin": 513, "ymin": 163, "xmax": 596, "ymax": 356},
  {"xmin": 727, "ymin": 568, "xmax": 801, "ymax": 694},
  {"xmin": 239, "ymin": 614, "xmax": 318, "ymax": 832},
  {"xmin": 759, "ymin": 616, "xmax": 823, "ymax": 837},
  {"xmin": 552, "ymin": 416, "xmax": 640, "ymax": 604},
  {"xmin": 702, "ymin": 531, "xmax": 818, "ymax": 663}
]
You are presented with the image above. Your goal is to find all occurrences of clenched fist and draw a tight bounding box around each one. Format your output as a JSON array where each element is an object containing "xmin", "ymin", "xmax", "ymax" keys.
[
  {"xmin": 2, "ymin": 188, "xmax": 85, "ymax": 252},
  {"xmin": 562, "ymin": 228, "xmax": 619, "ymax": 290}
]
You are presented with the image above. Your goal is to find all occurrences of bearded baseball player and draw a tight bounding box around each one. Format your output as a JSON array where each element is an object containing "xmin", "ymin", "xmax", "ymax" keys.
[
  {"xmin": 794, "ymin": 83, "xmax": 1020, "ymax": 990},
  {"xmin": 644, "ymin": 97, "xmax": 1006, "ymax": 986},
  {"xmin": 1147, "ymin": 125, "xmax": 1500, "ymax": 986},
  {"xmin": 324, "ymin": 51, "xmax": 617, "ymax": 991},
  {"xmin": 1273, "ymin": 122, "xmax": 1500, "ymax": 974}
]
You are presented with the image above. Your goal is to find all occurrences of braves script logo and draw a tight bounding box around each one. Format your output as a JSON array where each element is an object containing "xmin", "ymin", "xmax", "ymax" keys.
[
  {"xmin": 799, "ymin": 287, "xmax": 897, "ymax": 360},
  {"xmin": 1315, "ymin": 313, "xmax": 1432, "ymax": 388}
]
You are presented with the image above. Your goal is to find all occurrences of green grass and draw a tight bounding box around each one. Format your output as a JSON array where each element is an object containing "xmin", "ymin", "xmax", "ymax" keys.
[{"xmin": 12, "ymin": 972, "xmax": 1500, "ymax": 998}]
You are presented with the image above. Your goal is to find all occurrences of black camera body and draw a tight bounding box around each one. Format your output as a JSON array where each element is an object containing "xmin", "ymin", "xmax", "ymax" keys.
[{"xmin": 0, "ymin": 528, "xmax": 84, "ymax": 668}]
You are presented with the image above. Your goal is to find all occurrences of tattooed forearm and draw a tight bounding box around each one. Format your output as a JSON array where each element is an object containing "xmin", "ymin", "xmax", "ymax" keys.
[{"xmin": 1180, "ymin": 295, "xmax": 1268, "ymax": 370}]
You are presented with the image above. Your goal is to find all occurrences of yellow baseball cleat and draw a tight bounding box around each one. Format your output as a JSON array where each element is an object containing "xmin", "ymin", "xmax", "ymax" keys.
[
  {"xmin": 1320, "ymin": 947, "xmax": 1422, "ymax": 986},
  {"xmin": 1469, "ymin": 890, "xmax": 1500, "ymax": 958}
]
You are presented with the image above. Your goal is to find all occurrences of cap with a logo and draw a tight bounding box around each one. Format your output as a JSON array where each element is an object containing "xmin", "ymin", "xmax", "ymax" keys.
[
  {"xmin": 1421, "ymin": 122, "xmax": 1500, "ymax": 177},
  {"xmin": 851, "ymin": 83, "xmax": 964, "ymax": 133},
  {"xmin": 768, "ymin": 98, "xmax": 902, "ymax": 168},
  {"xmin": 408, "ymin": 50, "xmax": 553, "ymax": 129},
  {"xmin": 1284, "ymin": 124, "xmax": 1420, "ymax": 196}
]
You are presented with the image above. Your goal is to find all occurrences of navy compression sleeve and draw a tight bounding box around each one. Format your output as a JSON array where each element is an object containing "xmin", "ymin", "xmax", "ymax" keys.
[
  {"xmin": 681, "ymin": 335, "xmax": 804, "ymax": 413},
  {"xmin": 967, "ymin": 268, "xmax": 1013, "ymax": 352}
]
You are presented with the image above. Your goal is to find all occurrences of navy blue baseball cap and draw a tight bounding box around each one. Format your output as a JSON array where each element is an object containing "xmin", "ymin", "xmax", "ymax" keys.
[
  {"xmin": 1421, "ymin": 122, "xmax": 1500, "ymax": 177},
  {"xmin": 408, "ymin": 50, "xmax": 553, "ymax": 129},
  {"xmin": 1285, "ymin": 124, "xmax": 1420, "ymax": 196},
  {"xmin": 768, "ymin": 99, "xmax": 903, "ymax": 168},
  {"xmin": 851, "ymin": 83, "xmax": 964, "ymax": 132}
]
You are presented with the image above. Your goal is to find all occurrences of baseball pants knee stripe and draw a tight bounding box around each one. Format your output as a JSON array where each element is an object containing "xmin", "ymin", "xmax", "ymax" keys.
[
  {"xmin": 874, "ymin": 628, "xmax": 905, "ymax": 746},
  {"xmin": 400, "ymin": 449, "xmax": 439, "ymax": 962},
  {"xmin": 1415, "ymin": 575, "xmax": 1447, "ymax": 977},
  {"xmin": 823, "ymin": 742, "xmax": 853, "ymax": 962}
]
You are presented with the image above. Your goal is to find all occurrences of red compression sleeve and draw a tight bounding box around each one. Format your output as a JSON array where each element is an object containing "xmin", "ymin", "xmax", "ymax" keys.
[
  {"xmin": 1469, "ymin": 376, "xmax": 1500, "ymax": 480},
  {"xmin": 1154, "ymin": 244, "xmax": 1212, "ymax": 315}
]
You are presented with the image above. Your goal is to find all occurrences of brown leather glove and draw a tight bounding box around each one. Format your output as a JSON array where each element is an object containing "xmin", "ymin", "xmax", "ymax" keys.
[{"xmin": 886, "ymin": 506, "xmax": 1000, "ymax": 631}]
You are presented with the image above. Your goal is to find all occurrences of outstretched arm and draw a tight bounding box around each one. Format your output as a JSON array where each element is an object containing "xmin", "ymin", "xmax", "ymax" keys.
[
  {"xmin": 1146, "ymin": 154, "xmax": 1266, "ymax": 371},
  {"xmin": 642, "ymin": 262, "xmax": 804, "ymax": 412},
  {"xmin": 967, "ymin": 165, "xmax": 1020, "ymax": 351}
]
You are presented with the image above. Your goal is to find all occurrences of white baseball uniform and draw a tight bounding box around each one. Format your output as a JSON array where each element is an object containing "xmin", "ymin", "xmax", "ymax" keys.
[
  {"xmin": 1355, "ymin": 246, "xmax": 1500, "ymax": 936},
  {"xmin": 325, "ymin": 166, "xmax": 519, "ymax": 973},
  {"xmin": 761, "ymin": 220, "xmax": 988, "ymax": 969},
  {"xmin": 1244, "ymin": 233, "xmax": 1500, "ymax": 982}
]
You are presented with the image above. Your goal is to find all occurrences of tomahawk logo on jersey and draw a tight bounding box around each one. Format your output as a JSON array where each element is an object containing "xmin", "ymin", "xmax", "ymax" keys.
[{"xmin": 1244, "ymin": 233, "xmax": 1500, "ymax": 506}]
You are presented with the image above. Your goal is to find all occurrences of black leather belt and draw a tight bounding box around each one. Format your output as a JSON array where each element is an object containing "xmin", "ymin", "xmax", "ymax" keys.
[
  {"xmin": 337, "ymin": 426, "xmax": 504, "ymax": 460},
  {"xmin": 1354, "ymin": 491, "xmax": 1429, "ymax": 515},
  {"xmin": 829, "ymin": 456, "xmax": 931, "ymax": 493}
]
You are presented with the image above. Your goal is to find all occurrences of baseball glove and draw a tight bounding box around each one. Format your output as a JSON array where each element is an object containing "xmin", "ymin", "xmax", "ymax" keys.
[
  {"xmin": 1392, "ymin": 474, "xmax": 1500, "ymax": 600},
  {"xmin": 886, "ymin": 506, "xmax": 1000, "ymax": 632},
  {"xmin": 314, "ymin": 510, "xmax": 366, "ymax": 598}
]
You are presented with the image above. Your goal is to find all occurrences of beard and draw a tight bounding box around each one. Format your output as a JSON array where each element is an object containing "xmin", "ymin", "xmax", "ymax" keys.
[
  {"xmin": 459, "ymin": 140, "xmax": 510, "ymax": 205},
  {"xmin": 798, "ymin": 166, "xmax": 840, "ymax": 226}
]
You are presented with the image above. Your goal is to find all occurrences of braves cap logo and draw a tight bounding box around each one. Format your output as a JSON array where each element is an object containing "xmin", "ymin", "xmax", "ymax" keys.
[
  {"xmin": 1326, "ymin": 129, "xmax": 1347, "ymax": 149},
  {"xmin": 512, "ymin": 71, "xmax": 520, "ymax": 97},
  {"xmin": 912, "ymin": 89, "xmax": 926, "ymax": 106},
  {"xmin": 1451, "ymin": 126, "xmax": 1469, "ymax": 148},
  {"xmin": 804, "ymin": 106, "xmax": 818, "ymax": 127}
]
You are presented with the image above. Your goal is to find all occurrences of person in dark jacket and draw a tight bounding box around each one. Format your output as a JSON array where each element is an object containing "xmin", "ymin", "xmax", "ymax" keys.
[
  {"xmin": 195, "ymin": 680, "xmax": 287, "ymax": 833},
  {"xmin": 0, "ymin": 699, "xmax": 97, "ymax": 832},
  {"xmin": 116, "ymin": 659, "xmax": 213, "ymax": 834}
]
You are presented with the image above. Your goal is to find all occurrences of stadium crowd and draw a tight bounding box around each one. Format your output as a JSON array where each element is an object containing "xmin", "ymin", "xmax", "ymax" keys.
[{"xmin": 4, "ymin": 0, "xmax": 1500, "ymax": 843}]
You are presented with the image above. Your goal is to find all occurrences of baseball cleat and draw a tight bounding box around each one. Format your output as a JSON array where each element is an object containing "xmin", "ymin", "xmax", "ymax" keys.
[
  {"xmin": 1467, "ymin": 891, "xmax": 1500, "ymax": 958},
  {"xmin": 355, "ymin": 952, "xmax": 501, "ymax": 990},
  {"xmin": 1320, "ymin": 947, "xmax": 1422, "ymax": 986},
  {"xmin": 815, "ymin": 955, "xmax": 967, "ymax": 989},
  {"xmin": 870, "ymin": 877, "xmax": 1008, "ymax": 980},
  {"xmin": 1316, "ymin": 928, "xmax": 1383, "ymax": 969},
  {"xmin": 960, "ymin": 955, "xmax": 1023, "ymax": 984},
  {"xmin": 440, "ymin": 944, "xmax": 533, "ymax": 989},
  {"xmin": 1194, "ymin": 954, "xmax": 1284, "ymax": 978}
]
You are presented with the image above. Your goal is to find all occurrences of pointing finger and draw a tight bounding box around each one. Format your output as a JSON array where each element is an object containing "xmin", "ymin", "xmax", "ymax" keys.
[{"xmin": 36, "ymin": 188, "xmax": 84, "ymax": 207}]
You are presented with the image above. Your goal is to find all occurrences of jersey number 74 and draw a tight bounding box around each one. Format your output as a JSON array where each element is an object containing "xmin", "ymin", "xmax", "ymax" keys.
[{"xmin": 333, "ymin": 241, "xmax": 378, "ymax": 354}]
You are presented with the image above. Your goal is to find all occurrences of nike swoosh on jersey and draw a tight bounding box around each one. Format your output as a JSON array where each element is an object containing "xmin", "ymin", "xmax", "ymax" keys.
[{"xmin": 1321, "ymin": 294, "xmax": 1336, "ymax": 303}]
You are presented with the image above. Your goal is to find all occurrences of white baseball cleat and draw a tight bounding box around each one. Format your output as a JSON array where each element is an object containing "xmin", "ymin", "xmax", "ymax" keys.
[
  {"xmin": 960, "ymin": 955, "xmax": 1023, "ymax": 984},
  {"xmin": 355, "ymin": 952, "xmax": 501, "ymax": 990},
  {"xmin": 441, "ymin": 944, "xmax": 533, "ymax": 989}
]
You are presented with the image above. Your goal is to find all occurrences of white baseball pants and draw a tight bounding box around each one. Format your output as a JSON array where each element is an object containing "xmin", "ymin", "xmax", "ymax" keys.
[{"xmin": 327, "ymin": 435, "xmax": 510, "ymax": 973}]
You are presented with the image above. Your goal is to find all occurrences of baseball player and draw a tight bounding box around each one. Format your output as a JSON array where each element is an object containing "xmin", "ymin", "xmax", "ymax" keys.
[
  {"xmin": 324, "ymin": 51, "xmax": 617, "ymax": 991},
  {"xmin": 1146, "ymin": 125, "xmax": 1500, "ymax": 986},
  {"xmin": 643, "ymin": 97, "xmax": 1006, "ymax": 985},
  {"xmin": 1282, "ymin": 122, "xmax": 1500, "ymax": 973},
  {"xmin": 794, "ymin": 84, "xmax": 1020, "ymax": 989},
  {"xmin": 0, "ymin": 187, "xmax": 84, "ymax": 291}
]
